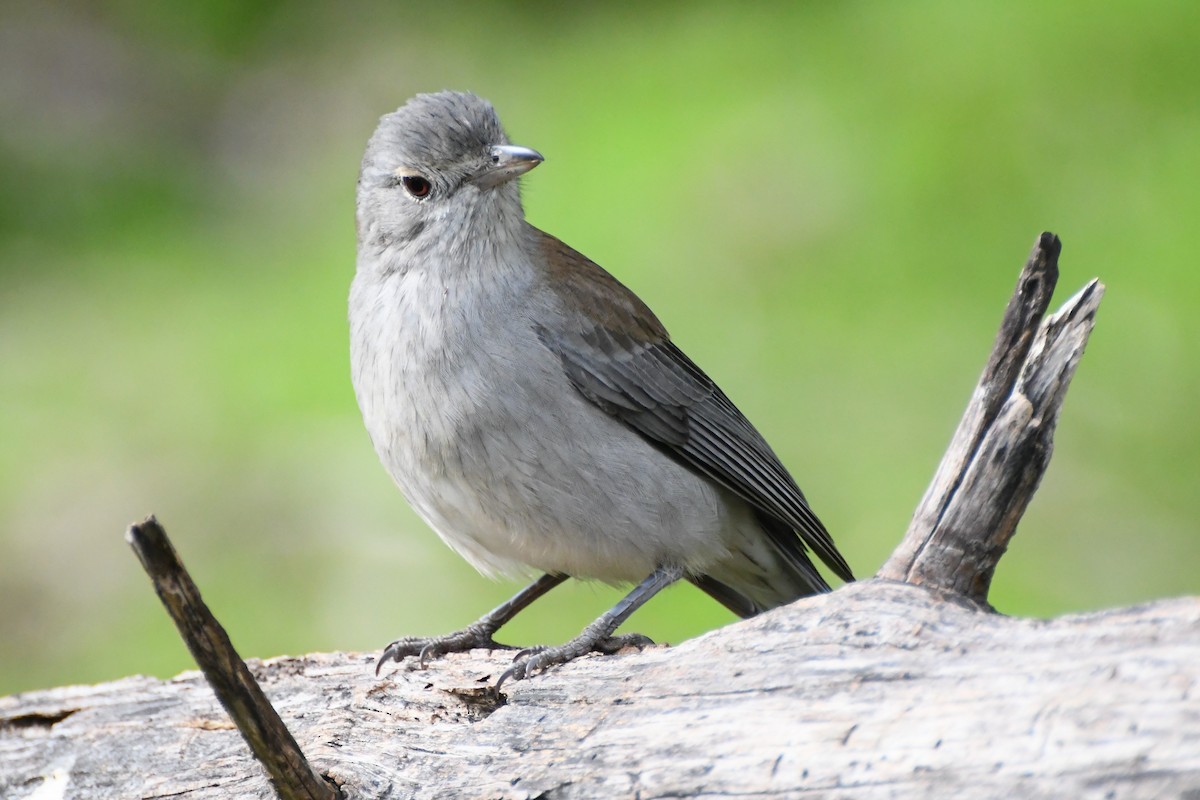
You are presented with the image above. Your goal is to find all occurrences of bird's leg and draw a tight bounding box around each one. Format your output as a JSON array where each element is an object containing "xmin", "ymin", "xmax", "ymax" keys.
[
  {"xmin": 496, "ymin": 564, "xmax": 684, "ymax": 689},
  {"xmin": 376, "ymin": 572, "xmax": 567, "ymax": 674}
]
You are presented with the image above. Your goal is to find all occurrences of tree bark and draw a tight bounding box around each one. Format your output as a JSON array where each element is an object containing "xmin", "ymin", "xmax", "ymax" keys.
[{"xmin": 5, "ymin": 234, "xmax": 1197, "ymax": 800}]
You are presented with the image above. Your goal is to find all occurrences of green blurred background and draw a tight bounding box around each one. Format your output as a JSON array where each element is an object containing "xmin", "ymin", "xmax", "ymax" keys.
[{"xmin": 2, "ymin": 2, "xmax": 1198, "ymax": 696}]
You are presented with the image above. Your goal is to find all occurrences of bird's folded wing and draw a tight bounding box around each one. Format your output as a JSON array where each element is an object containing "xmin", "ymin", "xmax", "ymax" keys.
[{"xmin": 532, "ymin": 232, "xmax": 853, "ymax": 583}]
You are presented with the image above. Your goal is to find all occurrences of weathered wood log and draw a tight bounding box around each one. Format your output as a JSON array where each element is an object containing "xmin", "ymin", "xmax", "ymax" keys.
[
  {"xmin": 4, "ymin": 586, "xmax": 1199, "ymax": 799},
  {"xmin": 5, "ymin": 233, "xmax": 1197, "ymax": 800}
]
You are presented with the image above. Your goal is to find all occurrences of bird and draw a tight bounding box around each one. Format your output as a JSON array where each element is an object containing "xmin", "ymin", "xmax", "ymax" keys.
[{"xmin": 350, "ymin": 90, "xmax": 853, "ymax": 686}]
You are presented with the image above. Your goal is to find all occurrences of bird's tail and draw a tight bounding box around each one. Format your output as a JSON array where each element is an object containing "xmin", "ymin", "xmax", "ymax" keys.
[{"xmin": 691, "ymin": 511, "xmax": 834, "ymax": 618}]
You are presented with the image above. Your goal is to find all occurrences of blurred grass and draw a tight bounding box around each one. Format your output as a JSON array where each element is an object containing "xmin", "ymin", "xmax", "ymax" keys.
[{"xmin": 1, "ymin": 1, "xmax": 1198, "ymax": 695}]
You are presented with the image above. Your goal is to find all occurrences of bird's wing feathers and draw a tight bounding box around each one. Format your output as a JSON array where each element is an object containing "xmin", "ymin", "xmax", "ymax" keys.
[{"xmin": 532, "ymin": 232, "xmax": 854, "ymax": 584}]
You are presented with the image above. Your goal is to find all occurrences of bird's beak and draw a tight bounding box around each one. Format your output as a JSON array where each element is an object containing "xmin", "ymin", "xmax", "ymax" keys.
[{"xmin": 473, "ymin": 144, "xmax": 544, "ymax": 188}]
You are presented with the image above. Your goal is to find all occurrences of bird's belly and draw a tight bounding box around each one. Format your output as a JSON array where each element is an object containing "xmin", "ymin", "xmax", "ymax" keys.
[
  {"xmin": 351, "ymin": 276, "xmax": 734, "ymax": 582},
  {"xmin": 395, "ymin": 372, "xmax": 737, "ymax": 581}
]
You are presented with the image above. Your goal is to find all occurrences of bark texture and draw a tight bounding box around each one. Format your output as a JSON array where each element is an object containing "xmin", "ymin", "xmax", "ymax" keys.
[{"xmin": 4, "ymin": 583, "xmax": 1199, "ymax": 799}]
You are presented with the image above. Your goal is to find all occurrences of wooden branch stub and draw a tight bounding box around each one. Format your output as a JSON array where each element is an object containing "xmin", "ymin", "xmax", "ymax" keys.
[
  {"xmin": 880, "ymin": 233, "xmax": 1105, "ymax": 602},
  {"xmin": 126, "ymin": 516, "xmax": 341, "ymax": 800},
  {"xmin": 977, "ymin": 231, "xmax": 1062, "ymax": 422}
]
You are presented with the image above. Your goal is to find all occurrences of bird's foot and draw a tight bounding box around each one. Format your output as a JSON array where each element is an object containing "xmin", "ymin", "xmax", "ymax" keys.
[
  {"xmin": 496, "ymin": 631, "xmax": 655, "ymax": 689},
  {"xmin": 375, "ymin": 623, "xmax": 515, "ymax": 675}
]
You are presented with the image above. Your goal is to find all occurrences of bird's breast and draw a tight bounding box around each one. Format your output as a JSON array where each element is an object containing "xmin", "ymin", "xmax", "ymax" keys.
[
  {"xmin": 352, "ymin": 262, "xmax": 533, "ymax": 465},
  {"xmin": 349, "ymin": 258, "xmax": 569, "ymax": 569},
  {"xmin": 348, "ymin": 253, "xmax": 735, "ymax": 581}
]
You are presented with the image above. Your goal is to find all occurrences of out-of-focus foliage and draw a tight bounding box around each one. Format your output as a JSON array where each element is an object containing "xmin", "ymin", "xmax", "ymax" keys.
[{"xmin": 1, "ymin": 2, "xmax": 1197, "ymax": 695}]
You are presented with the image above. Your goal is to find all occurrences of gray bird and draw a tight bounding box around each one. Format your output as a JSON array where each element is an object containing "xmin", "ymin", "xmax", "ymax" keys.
[{"xmin": 351, "ymin": 91, "xmax": 853, "ymax": 686}]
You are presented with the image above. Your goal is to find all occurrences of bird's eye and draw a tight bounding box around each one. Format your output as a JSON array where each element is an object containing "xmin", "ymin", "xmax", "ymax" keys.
[{"xmin": 401, "ymin": 175, "xmax": 432, "ymax": 199}]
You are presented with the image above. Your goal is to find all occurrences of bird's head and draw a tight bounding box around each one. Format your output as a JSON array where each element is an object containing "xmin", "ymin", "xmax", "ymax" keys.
[{"xmin": 356, "ymin": 91, "xmax": 543, "ymax": 259}]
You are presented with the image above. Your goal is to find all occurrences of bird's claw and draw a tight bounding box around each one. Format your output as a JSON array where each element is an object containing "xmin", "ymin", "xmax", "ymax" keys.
[
  {"xmin": 496, "ymin": 632, "xmax": 655, "ymax": 690},
  {"xmin": 375, "ymin": 625, "xmax": 514, "ymax": 675}
]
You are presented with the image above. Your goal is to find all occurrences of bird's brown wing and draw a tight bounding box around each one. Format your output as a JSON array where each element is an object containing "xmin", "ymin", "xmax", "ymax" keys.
[{"xmin": 531, "ymin": 232, "xmax": 854, "ymax": 586}]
